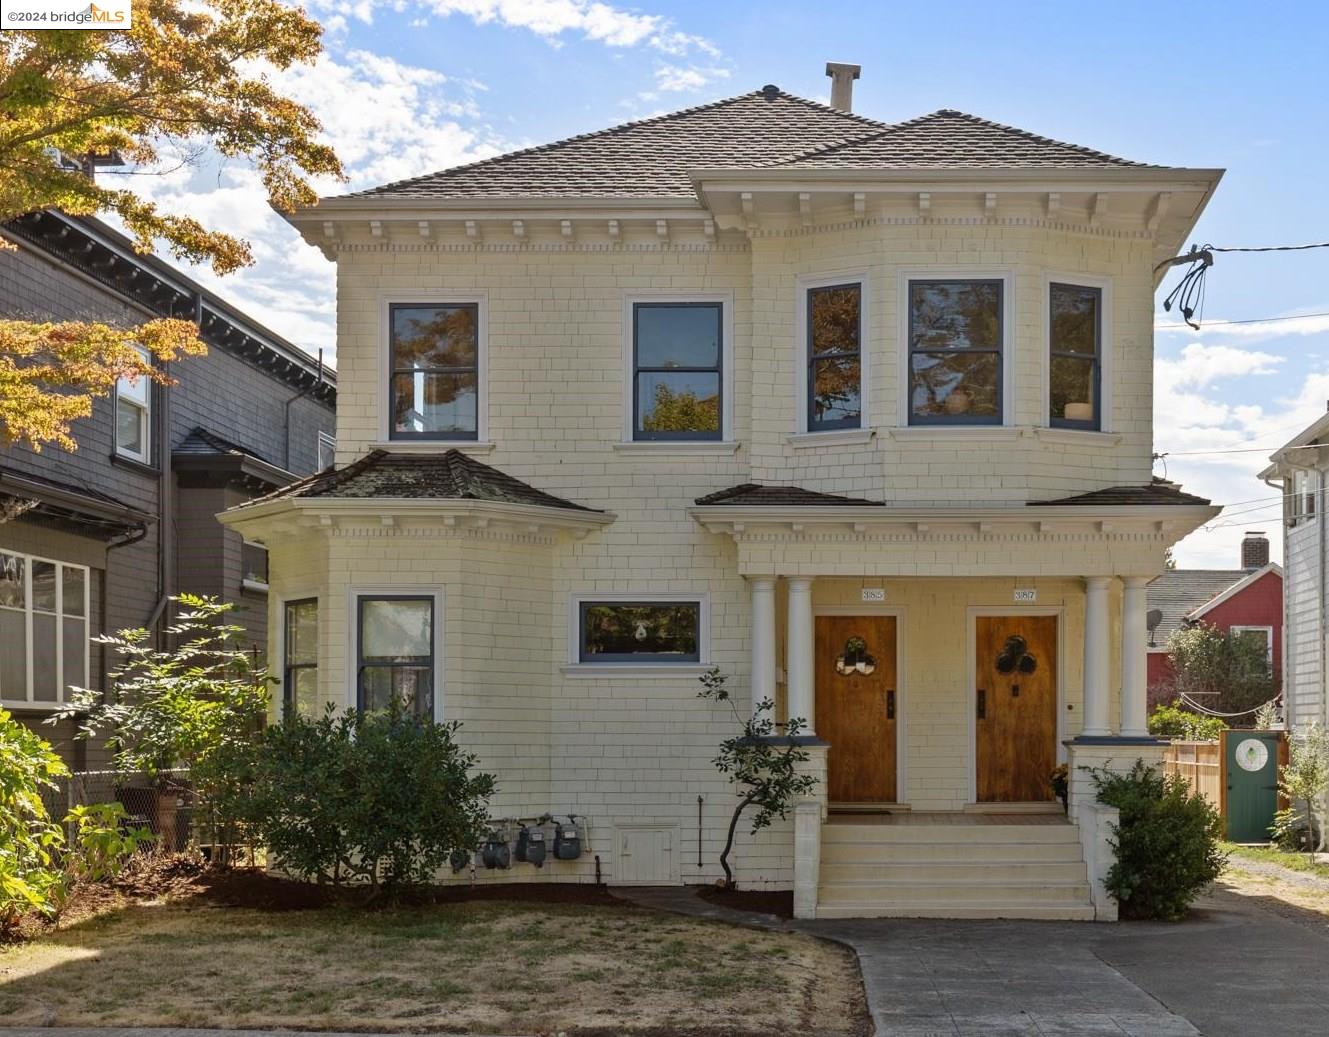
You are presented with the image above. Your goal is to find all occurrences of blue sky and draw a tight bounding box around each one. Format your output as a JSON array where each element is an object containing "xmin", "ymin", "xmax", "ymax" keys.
[{"xmin": 135, "ymin": 0, "xmax": 1329, "ymax": 567}]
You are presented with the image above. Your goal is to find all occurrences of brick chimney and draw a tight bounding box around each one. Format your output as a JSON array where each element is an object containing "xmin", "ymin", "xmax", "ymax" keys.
[
  {"xmin": 825, "ymin": 62, "xmax": 861, "ymax": 112},
  {"xmin": 1241, "ymin": 531, "xmax": 1270, "ymax": 569}
]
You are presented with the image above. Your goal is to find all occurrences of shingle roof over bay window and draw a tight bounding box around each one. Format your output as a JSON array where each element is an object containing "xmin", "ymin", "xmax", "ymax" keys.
[
  {"xmin": 695, "ymin": 483, "xmax": 883, "ymax": 507},
  {"xmin": 1028, "ymin": 479, "xmax": 1212, "ymax": 507},
  {"xmin": 346, "ymin": 88, "xmax": 1152, "ymax": 202}
]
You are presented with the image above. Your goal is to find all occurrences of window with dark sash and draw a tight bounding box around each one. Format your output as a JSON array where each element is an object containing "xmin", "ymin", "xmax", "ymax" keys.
[
  {"xmin": 632, "ymin": 303, "xmax": 722, "ymax": 440},
  {"xmin": 579, "ymin": 601, "xmax": 701, "ymax": 663},
  {"xmin": 908, "ymin": 280, "xmax": 1003, "ymax": 425},
  {"xmin": 807, "ymin": 283, "xmax": 862, "ymax": 431},
  {"xmin": 357, "ymin": 595, "xmax": 434, "ymax": 717},
  {"xmin": 389, "ymin": 303, "xmax": 479, "ymax": 440},
  {"xmin": 1049, "ymin": 283, "xmax": 1102, "ymax": 430},
  {"xmin": 283, "ymin": 598, "xmax": 318, "ymax": 717}
]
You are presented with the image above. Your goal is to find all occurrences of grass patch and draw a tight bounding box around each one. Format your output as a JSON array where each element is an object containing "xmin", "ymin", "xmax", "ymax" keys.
[
  {"xmin": 0, "ymin": 898, "xmax": 864, "ymax": 1036},
  {"xmin": 1223, "ymin": 842, "xmax": 1329, "ymax": 879}
]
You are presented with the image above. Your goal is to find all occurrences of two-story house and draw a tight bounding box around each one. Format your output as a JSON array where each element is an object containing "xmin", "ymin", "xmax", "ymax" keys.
[
  {"xmin": 1263, "ymin": 413, "xmax": 1329, "ymax": 734},
  {"xmin": 223, "ymin": 65, "xmax": 1222, "ymax": 920},
  {"xmin": 0, "ymin": 210, "xmax": 336, "ymax": 771}
]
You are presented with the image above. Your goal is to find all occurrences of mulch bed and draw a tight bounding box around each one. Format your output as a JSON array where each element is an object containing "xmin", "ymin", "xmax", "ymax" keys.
[{"xmin": 697, "ymin": 885, "xmax": 795, "ymax": 919}]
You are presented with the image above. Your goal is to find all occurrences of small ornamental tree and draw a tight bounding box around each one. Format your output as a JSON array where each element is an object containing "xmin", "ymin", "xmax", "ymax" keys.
[
  {"xmin": 1165, "ymin": 624, "xmax": 1275, "ymax": 718},
  {"xmin": 697, "ymin": 668, "xmax": 818, "ymax": 889},
  {"xmin": 1275, "ymin": 725, "xmax": 1329, "ymax": 855}
]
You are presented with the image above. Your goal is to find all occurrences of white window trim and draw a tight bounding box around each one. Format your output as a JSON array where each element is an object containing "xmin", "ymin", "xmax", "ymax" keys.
[
  {"xmin": 1231, "ymin": 625, "xmax": 1275, "ymax": 662},
  {"xmin": 795, "ymin": 271, "xmax": 870, "ymax": 435},
  {"xmin": 345, "ymin": 585, "xmax": 444, "ymax": 722},
  {"xmin": 1042, "ymin": 271, "xmax": 1114, "ymax": 434},
  {"xmin": 241, "ymin": 538, "xmax": 269, "ymax": 595},
  {"xmin": 0, "ymin": 549, "xmax": 90, "ymax": 710},
  {"xmin": 896, "ymin": 268, "xmax": 1015, "ymax": 429},
  {"xmin": 114, "ymin": 347, "xmax": 153, "ymax": 464},
  {"xmin": 621, "ymin": 292, "xmax": 735, "ymax": 447},
  {"xmin": 316, "ymin": 430, "xmax": 336, "ymax": 470},
  {"xmin": 277, "ymin": 593, "xmax": 319, "ymax": 720},
  {"xmin": 564, "ymin": 591, "xmax": 710, "ymax": 677},
  {"xmin": 378, "ymin": 294, "xmax": 488, "ymax": 445}
]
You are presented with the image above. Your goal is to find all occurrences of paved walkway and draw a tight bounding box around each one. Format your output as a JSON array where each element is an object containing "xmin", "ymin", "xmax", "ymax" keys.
[{"xmin": 616, "ymin": 884, "xmax": 1329, "ymax": 1036}]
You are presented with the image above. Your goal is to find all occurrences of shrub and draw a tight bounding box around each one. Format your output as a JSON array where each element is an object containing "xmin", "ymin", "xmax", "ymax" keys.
[
  {"xmin": 234, "ymin": 706, "xmax": 495, "ymax": 893},
  {"xmin": 1148, "ymin": 703, "xmax": 1226, "ymax": 741},
  {"xmin": 1275, "ymin": 725, "xmax": 1329, "ymax": 854},
  {"xmin": 1165, "ymin": 624, "xmax": 1274, "ymax": 717},
  {"xmin": 1091, "ymin": 759, "xmax": 1225, "ymax": 921},
  {"xmin": 0, "ymin": 708, "xmax": 67, "ymax": 931}
]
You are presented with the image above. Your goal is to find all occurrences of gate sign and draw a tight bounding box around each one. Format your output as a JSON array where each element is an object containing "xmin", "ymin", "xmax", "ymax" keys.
[
  {"xmin": 1013, "ymin": 588, "xmax": 1037, "ymax": 603},
  {"xmin": 1235, "ymin": 738, "xmax": 1269, "ymax": 773}
]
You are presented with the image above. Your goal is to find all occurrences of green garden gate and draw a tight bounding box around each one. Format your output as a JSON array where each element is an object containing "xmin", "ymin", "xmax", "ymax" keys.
[{"xmin": 1222, "ymin": 729, "xmax": 1283, "ymax": 843}]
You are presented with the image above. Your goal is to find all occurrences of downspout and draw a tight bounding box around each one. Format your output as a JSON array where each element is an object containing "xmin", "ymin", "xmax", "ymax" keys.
[{"xmin": 283, "ymin": 349, "xmax": 325, "ymax": 471}]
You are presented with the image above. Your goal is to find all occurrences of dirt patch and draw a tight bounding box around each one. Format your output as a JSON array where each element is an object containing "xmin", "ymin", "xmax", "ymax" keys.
[{"xmin": 697, "ymin": 885, "xmax": 795, "ymax": 919}]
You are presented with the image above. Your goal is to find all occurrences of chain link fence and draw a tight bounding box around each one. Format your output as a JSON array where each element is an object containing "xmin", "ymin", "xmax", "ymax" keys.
[{"xmin": 40, "ymin": 769, "xmax": 194, "ymax": 850}]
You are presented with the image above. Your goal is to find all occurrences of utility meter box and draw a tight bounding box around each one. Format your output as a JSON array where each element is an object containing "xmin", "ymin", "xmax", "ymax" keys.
[{"xmin": 554, "ymin": 821, "xmax": 582, "ymax": 860}]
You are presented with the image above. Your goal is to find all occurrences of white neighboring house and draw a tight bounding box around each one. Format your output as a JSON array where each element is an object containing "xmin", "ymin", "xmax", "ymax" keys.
[
  {"xmin": 1263, "ymin": 414, "xmax": 1329, "ymax": 733},
  {"xmin": 220, "ymin": 65, "xmax": 1224, "ymax": 920}
]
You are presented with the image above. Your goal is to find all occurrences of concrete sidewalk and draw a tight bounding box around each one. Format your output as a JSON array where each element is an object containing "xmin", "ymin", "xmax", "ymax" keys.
[{"xmin": 617, "ymin": 884, "xmax": 1329, "ymax": 1036}]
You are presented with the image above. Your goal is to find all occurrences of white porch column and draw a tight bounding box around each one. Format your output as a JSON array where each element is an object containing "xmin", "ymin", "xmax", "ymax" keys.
[
  {"xmin": 1120, "ymin": 575, "xmax": 1150, "ymax": 737},
  {"xmin": 749, "ymin": 576, "xmax": 777, "ymax": 725},
  {"xmin": 786, "ymin": 576, "xmax": 815, "ymax": 735},
  {"xmin": 1081, "ymin": 576, "xmax": 1112, "ymax": 737}
]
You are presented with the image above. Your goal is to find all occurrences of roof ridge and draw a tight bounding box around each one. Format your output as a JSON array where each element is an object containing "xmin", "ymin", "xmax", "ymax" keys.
[
  {"xmin": 347, "ymin": 87, "xmax": 892, "ymax": 199},
  {"xmin": 760, "ymin": 107, "xmax": 1148, "ymax": 169}
]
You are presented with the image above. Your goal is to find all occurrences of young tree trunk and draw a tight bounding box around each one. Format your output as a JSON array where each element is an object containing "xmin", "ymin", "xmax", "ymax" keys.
[{"xmin": 719, "ymin": 792, "xmax": 758, "ymax": 889}]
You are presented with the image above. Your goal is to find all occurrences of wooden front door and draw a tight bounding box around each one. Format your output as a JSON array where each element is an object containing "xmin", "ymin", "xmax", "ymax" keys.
[
  {"xmin": 815, "ymin": 615, "xmax": 897, "ymax": 804},
  {"xmin": 975, "ymin": 614, "xmax": 1058, "ymax": 802}
]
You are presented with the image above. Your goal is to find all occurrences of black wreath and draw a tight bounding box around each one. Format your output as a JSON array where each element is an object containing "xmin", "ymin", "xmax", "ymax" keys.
[{"xmin": 995, "ymin": 634, "xmax": 1038, "ymax": 675}]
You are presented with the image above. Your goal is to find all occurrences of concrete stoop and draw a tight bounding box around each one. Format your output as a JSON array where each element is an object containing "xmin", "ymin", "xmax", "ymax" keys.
[{"xmin": 815, "ymin": 817, "xmax": 1096, "ymax": 920}]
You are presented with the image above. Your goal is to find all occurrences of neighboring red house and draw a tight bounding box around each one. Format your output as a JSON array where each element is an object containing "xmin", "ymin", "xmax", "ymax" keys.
[{"xmin": 1146, "ymin": 532, "xmax": 1283, "ymax": 710}]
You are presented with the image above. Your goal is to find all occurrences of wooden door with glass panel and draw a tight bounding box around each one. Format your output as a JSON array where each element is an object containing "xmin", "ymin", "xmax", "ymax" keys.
[
  {"xmin": 814, "ymin": 615, "xmax": 897, "ymax": 804},
  {"xmin": 975, "ymin": 614, "xmax": 1058, "ymax": 802}
]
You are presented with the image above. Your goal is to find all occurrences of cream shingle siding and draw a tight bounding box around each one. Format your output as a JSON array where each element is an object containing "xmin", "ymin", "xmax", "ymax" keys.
[{"xmin": 249, "ymin": 216, "xmax": 1180, "ymax": 888}]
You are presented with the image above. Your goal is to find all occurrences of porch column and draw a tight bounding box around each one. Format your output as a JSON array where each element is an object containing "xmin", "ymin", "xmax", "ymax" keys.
[
  {"xmin": 1120, "ymin": 576, "xmax": 1150, "ymax": 737},
  {"xmin": 1081, "ymin": 576, "xmax": 1112, "ymax": 737},
  {"xmin": 749, "ymin": 576, "xmax": 777, "ymax": 725},
  {"xmin": 786, "ymin": 576, "xmax": 815, "ymax": 735}
]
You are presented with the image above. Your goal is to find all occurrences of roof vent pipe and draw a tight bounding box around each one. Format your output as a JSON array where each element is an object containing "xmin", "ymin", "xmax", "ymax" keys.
[{"xmin": 825, "ymin": 62, "xmax": 861, "ymax": 112}]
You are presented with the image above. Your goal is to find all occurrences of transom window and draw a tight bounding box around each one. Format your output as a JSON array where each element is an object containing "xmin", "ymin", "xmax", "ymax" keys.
[
  {"xmin": 908, "ymin": 279, "xmax": 1003, "ymax": 425},
  {"xmin": 1049, "ymin": 283, "xmax": 1102, "ymax": 430},
  {"xmin": 114, "ymin": 347, "xmax": 152, "ymax": 463},
  {"xmin": 632, "ymin": 303, "xmax": 723, "ymax": 441},
  {"xmin": 283, "ymin": 598, "xmax": 318, "ymax": 717},
  {"xmin": 579, "ymin": 601, "xmax": 701, "ymax": 663},
  {"xmin": 807, "ymin": 283, "xmax": 862, "ymax": 431},
  {"xmin": 389, "ymin": 303, "xmax": 479, "ymax": 440},
  {"xmin": 0, "ymin": 551, "xmax": 89, "ymax": 705},
  {"xmin": 356, "ymin": 594, "xmax": 435, "ymax": 717}
]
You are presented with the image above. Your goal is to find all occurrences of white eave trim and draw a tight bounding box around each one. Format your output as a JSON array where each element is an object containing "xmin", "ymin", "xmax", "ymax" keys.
[
  {"xmin": 688, "ymin": 166, "xmax": 1224, "ymax": 193},
  {"xmin": 219, "ymin": 496, "xmax": 616, "ymax": 534},
  {"xmin": 1186, "ymin": 563, "xmax": 1283, "ymax": 620}
]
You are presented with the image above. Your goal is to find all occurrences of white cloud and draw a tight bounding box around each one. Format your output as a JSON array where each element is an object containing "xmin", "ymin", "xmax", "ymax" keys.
[{"xmin": 653, "ymin": 63, "xmax": 730, "ymax": 93}]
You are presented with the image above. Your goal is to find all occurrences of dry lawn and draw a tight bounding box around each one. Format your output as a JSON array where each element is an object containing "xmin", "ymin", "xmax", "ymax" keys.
[{"xmin": 0, "ymin": 899, "xmax": 866, "ymax": 1036}]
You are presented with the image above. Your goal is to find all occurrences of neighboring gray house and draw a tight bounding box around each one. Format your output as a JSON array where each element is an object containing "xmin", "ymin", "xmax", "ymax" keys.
[{"xmin": 0, "ymin": 209, "xmax": 336, "ymax": 768}]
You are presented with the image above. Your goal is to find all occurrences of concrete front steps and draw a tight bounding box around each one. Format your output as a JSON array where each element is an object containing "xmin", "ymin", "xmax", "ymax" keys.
[{"xmin": 816, "ymin": 815, "xmax": 1095, "ymax": 920}]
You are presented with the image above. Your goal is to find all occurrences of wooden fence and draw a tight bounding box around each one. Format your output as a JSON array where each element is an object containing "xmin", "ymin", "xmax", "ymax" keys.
[{"xmin": 1163, "ymin": 740, "xmax": 1223, "ymax": 808}]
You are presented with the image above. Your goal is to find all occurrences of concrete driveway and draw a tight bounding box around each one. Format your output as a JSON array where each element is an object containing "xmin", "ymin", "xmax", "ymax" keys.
[{"xmin": 797, "ymin": 886, "xmax": 1329, "ymax": 1036}]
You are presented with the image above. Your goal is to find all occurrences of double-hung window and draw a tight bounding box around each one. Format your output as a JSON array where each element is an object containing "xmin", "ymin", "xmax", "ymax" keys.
[
  {"xmin": 389, "ymin": 303, "xmax": 479, "ymax": 440},
  {"xmin": 0, "ymin": 551, "xmax": 89, "ymax": 705},
  {"xmin": 316, "ymin": 431, "xmax": 336, "ymax": 470},
  {"xmin": 356, "ymin": 594, "xmax": 435, "ymax": 717},
  {"xmin": 1049, "ymin": 283, "xmax": 1102, "ymax": 430},
  {"xmin": 578, "ymin": 600, "xmax": 701, "ymax": 663},
  {"xmin": 1290, "ymin": 470, "xmax": 1319, "ymax": 528},
  {"xmin": 632, "ymin": 303, "xmax": 723, "ymax": 441},
  {"xmin": 806, "ymin": 283, "xmax": 862, "ymax": 431},
  {"xmin": 283, "ymin": 598, "xmax": 318, "ymax": 717},
  {"xmin": 114, "ymin": 347, "xmax": 152, "ymax": 463},
  {"xmin": 907, "ymin": 280, "xmax": 1003, "ymax": 425}
]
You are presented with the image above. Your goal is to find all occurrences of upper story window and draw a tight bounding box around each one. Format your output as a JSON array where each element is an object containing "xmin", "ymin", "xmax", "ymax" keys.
[
  {"xmin": 1049, "ymin": 283, "xmax": 1102, "ymax": 430},
  {"xmin": 632, "ymin": 302, "xmax": 722, "ymax": 441},
  {"xmin": 241, "ymin": 539, "xmax": 269, "ymax": 593},
  {"xmin": 356, "ymin": 594, "xmax": 435, "ymax": 718},
  {"xmin": 316, "ymin": 430, "xmax": 336, "ymax": 470},
  {"xmin": 0, "ymin": 550, "xmax": 89, "ymax": 706},
  {"xmin": 807, "ymin": 283, "xmax": 862, "ymax": 431},
  {"xmin": 389, "ymin": 303, "xmax": 479, "ymax": 441},
  {"xmin": 283, "ymin": 598, "xmax": 318, "ymax": 717},
  {"xmin": 908, "ymin": 280, "xmax": 1003, "ymax": 425},
  {"xmin": 114, "ymin": 348, "xmax": 152, "ymax": 463},
  {"xmin": 1290, "ymin": 469, "xmax": 1319, "ymax": 528}
]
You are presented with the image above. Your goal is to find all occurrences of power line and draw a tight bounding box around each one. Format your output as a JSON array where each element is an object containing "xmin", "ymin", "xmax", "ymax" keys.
[
  {"xmin": 1157, "ymin": 309, "xmax": 1329, "ymax": 329},
  {"xmin": 1210, "ymin": 242, "xmax": 1329, "ymax": 255},
  {"xmin": 1155, "ymin": 240, "xmax": 1329, "ymax": 330}
]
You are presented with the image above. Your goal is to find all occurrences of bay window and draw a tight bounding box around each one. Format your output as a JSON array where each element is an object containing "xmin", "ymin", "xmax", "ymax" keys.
[
  {"xmin": 356, "ymin": 594, "xmax": 435, "ymax": 717},
  {"xmin": 283, "ymin": 598, "xmax": 318, "ymax": 717},
  {"xmin": 908, "ymin": 279, "xmax": 1003, "ymax": 425},
  {"xmin": 1049, "ymin": 283, "xmax": 1102, "ymax": 430},
  {"xmin": 0, "ymin": 550, "xmax": 89, "ymax": 705},
  {"xmin": 807, "ymin": 283, "xmax": 862, "ymax": 431}
]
